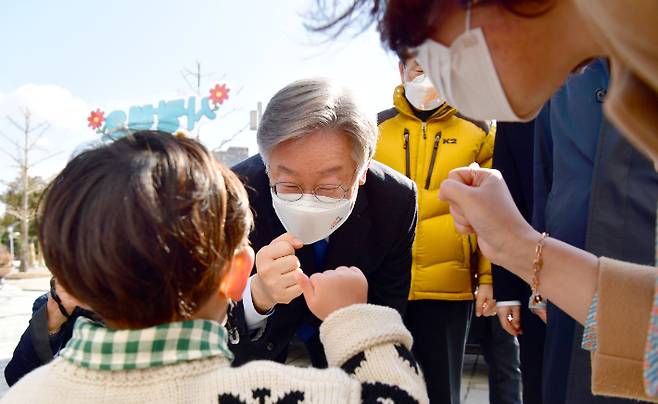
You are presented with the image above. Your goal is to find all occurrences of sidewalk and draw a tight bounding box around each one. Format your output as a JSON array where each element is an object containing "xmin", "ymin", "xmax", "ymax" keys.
[{"xmin": 0, "ymin": 276, "xmax": 492, "ymax": 402}]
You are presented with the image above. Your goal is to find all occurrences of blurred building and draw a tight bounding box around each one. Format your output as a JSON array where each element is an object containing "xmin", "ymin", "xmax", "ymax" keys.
[{"xmin": 213, "ymin": 146, "xmax": 249, "ymax": 168}]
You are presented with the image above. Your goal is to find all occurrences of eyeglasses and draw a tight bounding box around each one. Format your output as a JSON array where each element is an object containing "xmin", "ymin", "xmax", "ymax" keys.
[{"xmin": 270, "ymin": 182, "xmax": 349, "ymax": 204}]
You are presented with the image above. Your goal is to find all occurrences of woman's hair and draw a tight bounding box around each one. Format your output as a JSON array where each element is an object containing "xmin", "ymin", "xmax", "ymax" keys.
[
  {"xmin": 306, "ymin": 0, "xmax": 554, "ymax": 58},
  {"xmin": 38, "ymin": 131, "xmax": 252, "ymax": 328}
]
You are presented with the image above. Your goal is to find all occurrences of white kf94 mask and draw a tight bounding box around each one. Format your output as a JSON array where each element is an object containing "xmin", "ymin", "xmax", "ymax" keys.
[
  {"xmin": 404, "ymin": 74, "xmax": 444, "ymax": 111},
  {"xmin": 414, "ymin": 6, "xmax": 539, "ymax": 122},
  {"xmin": 271, "ymin": 192, "xmax": 357, "ymax": 245}
]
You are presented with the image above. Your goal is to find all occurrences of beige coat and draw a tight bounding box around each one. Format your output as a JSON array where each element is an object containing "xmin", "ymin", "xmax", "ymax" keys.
[
  {"xmin": 592, "ymin": 258, "xmax": 657, "ymax": 402},
  {"xmin": 574, "ymin": 0, "xmax": 658, "ymax": 401}
]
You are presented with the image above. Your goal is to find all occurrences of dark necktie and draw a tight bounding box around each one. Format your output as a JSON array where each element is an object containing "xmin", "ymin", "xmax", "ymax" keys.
[{"xmin": 296, "ymin": 239, "xmax": 329, "ymax": 343}]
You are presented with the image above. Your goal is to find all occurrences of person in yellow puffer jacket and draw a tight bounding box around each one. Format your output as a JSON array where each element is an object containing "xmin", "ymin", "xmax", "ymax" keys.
[{"xmin": 375, "ymin": 58, "xmax": 497, "ymax": 404}]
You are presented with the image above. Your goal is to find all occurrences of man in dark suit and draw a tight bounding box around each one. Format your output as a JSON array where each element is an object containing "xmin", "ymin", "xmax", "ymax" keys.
[
  {"xmin": 227, "ymin": 78, "xmax": 417, "ymax": 367},
  {"xmin": 491, "ymin": 121, "xmax": 546, "ymax": 404}
]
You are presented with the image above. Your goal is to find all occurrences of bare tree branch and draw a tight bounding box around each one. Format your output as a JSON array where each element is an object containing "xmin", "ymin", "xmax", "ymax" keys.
[
  {"xmin": 215, "ymin": 123, "xmax": 249, "ymax": 151},
  {"xmin": 0, "ymin": 130, "xmax": 22, "ymax": 150},
  {"xmin": 27, "ymin": 122, "xmax": 52, "ymax": 150},
  {"xmin": 28, "ymin": 120, "xmax": 49, "ymax": 134},
  {"xmin": 233, "ymin": 85, "xmax": 244, "ymax": 96},
  {"xmin": 216, "ymin": 106, "xmax": 244, "ymax": 120},
  {"xmin": 4, "ymin": 207, "xmax": 24, "ymax": 221},
  {"xmin": 27, "ymin": 151, "xmax": 62, "ymax": 169},
  {"xmin": 0, "ymin": 146, "xmax": 22, "ymax": 165},
  {"xmin": 6, "ymin": 116, "xmax": 27, "ymax": 133},
  {"xmin": 180, "ymin": 62, "xmax": 217, "ymax": 96},
  {"xmin": 180, "ymin": 70, "xmax": 198, "ymax": 94},
  {"xmin": 6, "ymin": 113, "xmax": 47, "ymax": 134}
]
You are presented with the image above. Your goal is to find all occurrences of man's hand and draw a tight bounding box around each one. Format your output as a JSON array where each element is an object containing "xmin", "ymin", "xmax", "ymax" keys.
[
  {"xmin": 251, "ymin": 233, "xmax": 304, "ymax": 313},
  {"xmin": 439, "ymin": 165, "xmax": 537, "ymax": 267},
  {"xmin": 47, "ymin": 279, "xmax": 82, "ymax": 334},
  {"xmin": 297, "ymin": 266, "xmax": 368, "ymax": 321},
  {"xmin": 497, "ymin": 305, "xmax": 522, "ymax": 336},
  {"xmin": 475, "ymin": 284, "xmax": 497, "ymax": 317}
]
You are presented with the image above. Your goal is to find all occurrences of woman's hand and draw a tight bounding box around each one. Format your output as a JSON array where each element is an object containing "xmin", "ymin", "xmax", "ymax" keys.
[
  {"xmin": 439, "ymin": 164, "xmax": 538, "ymax": 268},
  {"xmin": 441, "ymin": 164, "xmax": 600, "ymax": 324}
]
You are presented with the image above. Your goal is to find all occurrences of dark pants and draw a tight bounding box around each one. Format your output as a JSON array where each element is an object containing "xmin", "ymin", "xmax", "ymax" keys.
[
  {"xmin": 543, "ymin": 302, "xmax": 575, "ymax": 403},
  {"xmin": 517, "ymin": 306, "xmax": 545, "ymax": 404},
  {"xmin": 404, "ymin": 300, "xmax": 473, "ymax": 404},
  {"xmin": 303, "ymin": 331, "xmax": 328, "ymax": 368},
  {"xmin": 478, "ymin": 316, "xmax": 523, "ymax": 404},
  {"xmin": 275, "ymin": 326, "xmax": 328, "ymax": 368}
]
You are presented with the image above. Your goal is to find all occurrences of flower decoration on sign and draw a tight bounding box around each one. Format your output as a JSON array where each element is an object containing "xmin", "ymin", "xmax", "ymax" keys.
[
  {"xmin": 87, "ymin": 109, "xmax": 105, "ymax": 132},
  {"xmin": 209, "ymin": 84, "xmax": 230, "ymax": 108}
]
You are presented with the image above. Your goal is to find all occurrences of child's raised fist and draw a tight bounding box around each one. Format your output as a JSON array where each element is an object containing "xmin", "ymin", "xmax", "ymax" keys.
[{"xmin": 296, "ymin": 266, "xmax": 368, "ymax": 320}]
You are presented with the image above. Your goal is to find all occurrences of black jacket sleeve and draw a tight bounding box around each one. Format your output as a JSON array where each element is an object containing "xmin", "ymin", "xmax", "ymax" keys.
[{"xmin": 4, "ymin": 293, "xmax": 79, "ymax": 386}]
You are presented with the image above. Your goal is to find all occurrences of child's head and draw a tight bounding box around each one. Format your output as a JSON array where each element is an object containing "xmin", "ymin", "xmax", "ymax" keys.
[{"xmin": 39, "ymin": 131, "xmax": 254, "ymax": 328}]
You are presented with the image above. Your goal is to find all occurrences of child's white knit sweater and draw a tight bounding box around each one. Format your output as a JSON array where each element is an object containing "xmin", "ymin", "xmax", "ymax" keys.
[{"xmin": 1, "ymin": 304, "xmax": 428, "ymax": 403}]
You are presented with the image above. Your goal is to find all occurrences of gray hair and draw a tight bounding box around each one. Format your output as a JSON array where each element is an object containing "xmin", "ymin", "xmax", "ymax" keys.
[{"xmin": 257, "ymin": 78, "xmax": 377, "ymax": 171}]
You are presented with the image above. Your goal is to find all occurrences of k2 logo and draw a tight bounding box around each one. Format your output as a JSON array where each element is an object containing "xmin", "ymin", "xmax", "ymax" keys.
[{"xmin": 442, "ymin": 138, "xmax": 457, "ymax": 144}]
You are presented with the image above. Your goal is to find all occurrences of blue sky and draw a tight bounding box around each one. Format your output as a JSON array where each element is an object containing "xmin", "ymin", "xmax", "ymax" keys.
[{"xmin": 0, "ymin": 0, "xmax": 401, "ymax": 210}]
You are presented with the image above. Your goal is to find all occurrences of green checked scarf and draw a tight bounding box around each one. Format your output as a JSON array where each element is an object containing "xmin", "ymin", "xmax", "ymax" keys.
[{"xmin": 60, "ymin": 317, "xmax": 234, "ymax": 371}]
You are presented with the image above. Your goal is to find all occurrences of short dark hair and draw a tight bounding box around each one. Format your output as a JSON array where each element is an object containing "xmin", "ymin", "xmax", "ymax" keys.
[
  {"xmin": 38, "ymin": 131, "xmax": 252, "ymax": 328},
  {"xmin": 307, "ymin": 0, "xmax": 554, "ymax": 58}
]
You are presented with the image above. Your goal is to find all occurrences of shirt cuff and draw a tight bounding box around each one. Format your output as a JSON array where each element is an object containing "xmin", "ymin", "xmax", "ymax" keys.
[
  {"xmin": 242, "ymin": 275, "xmax": 274, "ymax": 332},
  {"xmin": 582, "ymin": 293, "xmax": 599, "ymax": 351},
  {"xmin": 497, "ymin": 300, "xmax": 522, "ymax": 307}
]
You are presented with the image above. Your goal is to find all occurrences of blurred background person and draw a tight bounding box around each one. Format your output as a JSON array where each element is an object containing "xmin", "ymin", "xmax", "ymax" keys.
[{"xmin": 375, "ymin": 57, "xmax": 496, "ymax": 403}]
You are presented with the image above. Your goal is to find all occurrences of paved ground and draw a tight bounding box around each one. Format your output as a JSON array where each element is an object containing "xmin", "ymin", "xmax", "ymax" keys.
[
  {"xmin": 462, "ymin": 354, "xmax": 491, "ymax": 403},
  {"xmin": 0, "ymin": 274, "xmax": 492, "ymax": 402}
]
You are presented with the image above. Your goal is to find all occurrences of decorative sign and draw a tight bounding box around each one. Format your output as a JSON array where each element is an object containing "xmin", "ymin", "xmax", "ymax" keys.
[{"xmin": 87, "ymin": 84, "xmax": 230, "ymax": 140}]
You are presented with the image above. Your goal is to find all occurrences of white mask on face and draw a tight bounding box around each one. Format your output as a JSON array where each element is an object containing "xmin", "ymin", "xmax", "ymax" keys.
[
  {"xmin": 414, "ymin": 6, "xmax": 537, "ymax": 122},
  {"xmin": 270, "ymin": 175, "xmax": 361, "ymax": 245},
  {"xmin": 404, "ymin": 74, "xmax": 444, "ymax": 111}
]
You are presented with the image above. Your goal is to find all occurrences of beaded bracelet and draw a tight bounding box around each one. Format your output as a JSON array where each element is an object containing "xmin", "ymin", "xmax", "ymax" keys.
[{"xmin": 528, "ymin": 232, "xmax": 549, "ymax": 311}]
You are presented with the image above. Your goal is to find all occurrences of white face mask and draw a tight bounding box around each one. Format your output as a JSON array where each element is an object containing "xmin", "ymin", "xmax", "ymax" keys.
[
  {"xmin": 414, "ymin": 7, "xmax": 537, "ymax": 122},
  {"xmin": 404, "ymin": 74, "xmax": 444, "ymax": 111},
  {"xmin": 270, "ymin": 177, "xmax": 361, "ymax": 245}
]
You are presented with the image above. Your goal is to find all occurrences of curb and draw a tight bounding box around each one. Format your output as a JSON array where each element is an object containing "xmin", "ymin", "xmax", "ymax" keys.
[{"xmin": 4, "ymin": 271, "xmax": 51, "ymax": 280}]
